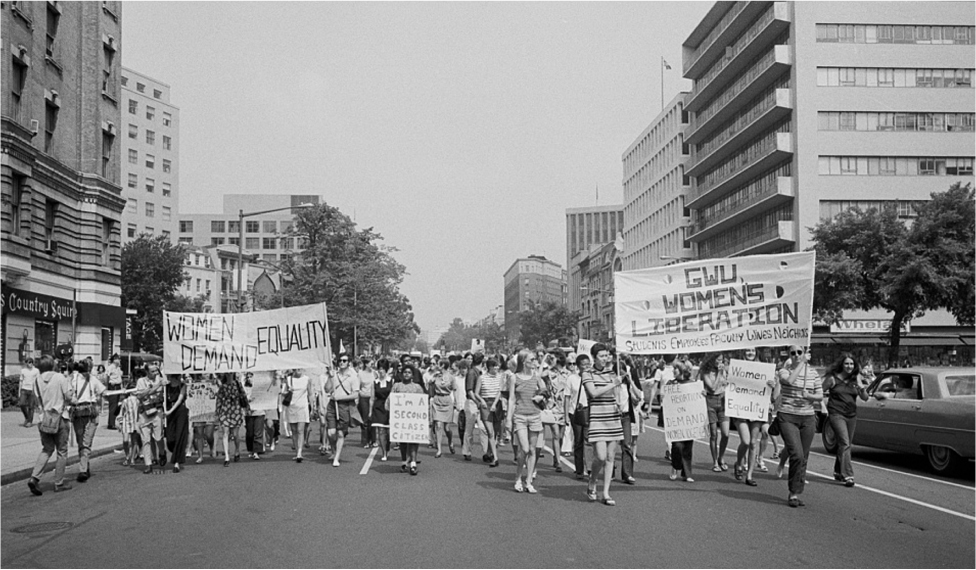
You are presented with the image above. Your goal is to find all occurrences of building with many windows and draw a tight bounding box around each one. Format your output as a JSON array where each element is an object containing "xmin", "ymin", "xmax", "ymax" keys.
[
  {"xmin": 1, "ymin": 1, "xmax": 126, "ymax": 375},
  {"xmin": 121, "ymin": 67, "xmax": 179, "ymax": 242},
  {"xmin": 681, "ymin": 1, "xmax": 974, "ymax": 364},
  {"xmin": 177, "ymin": 194, "xmax": 319, "ymax": 262},
  {"xmin": 565, "ymin": 205, "xmax": 623, "ymax": 317},
  {"xmin": 503, "ymin": 256, "xmax": 567, "ymax": 344},
  {"xmin": 621, "ymin": 92, "xmax": 694, "ymax": 271}
]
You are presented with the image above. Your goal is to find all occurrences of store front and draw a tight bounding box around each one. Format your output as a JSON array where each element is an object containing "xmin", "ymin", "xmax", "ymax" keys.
[{"xmin": 811, "ymin": 318, "xmax": 974, "ymax": 369}]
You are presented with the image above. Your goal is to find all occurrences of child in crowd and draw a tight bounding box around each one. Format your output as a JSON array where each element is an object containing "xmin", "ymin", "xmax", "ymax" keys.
[{"xmin": 119, "ymin": 390, "xmax": 141, "ymax": 466}]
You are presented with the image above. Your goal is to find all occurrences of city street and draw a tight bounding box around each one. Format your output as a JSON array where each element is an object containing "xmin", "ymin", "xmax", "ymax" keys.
[{"xmin": 2, "ymin": 418, "xmax": 973, "ymax": 569}]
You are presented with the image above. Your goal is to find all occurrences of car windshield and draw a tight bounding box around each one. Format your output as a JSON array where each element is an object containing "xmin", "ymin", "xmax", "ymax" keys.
[{"xmin": 944, "ymin": 375, "xmax": 975, "ymax": 396}]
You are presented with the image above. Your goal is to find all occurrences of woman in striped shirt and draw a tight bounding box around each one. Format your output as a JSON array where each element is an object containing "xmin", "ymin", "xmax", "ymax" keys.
[
  {"xmin": 505, "ymin": 350, "xmax": 549, "ymax": 494},
  {"xmin": 776, "ymin": 345, "xmax": 823, "ymax": 508},
  {"xmin": 474, "ymin": 357, "xmax": 503, "ymax": 467}
]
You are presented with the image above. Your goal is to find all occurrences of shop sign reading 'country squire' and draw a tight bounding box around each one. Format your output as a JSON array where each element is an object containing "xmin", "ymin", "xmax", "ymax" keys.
[{"xmin": 614, "ymin": 252, "xmax": 815, "ymax": 355}]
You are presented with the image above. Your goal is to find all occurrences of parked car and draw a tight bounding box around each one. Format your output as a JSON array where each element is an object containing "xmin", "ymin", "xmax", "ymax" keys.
[{"xmin": 822, "ymin": 367, "xmax": 975, "ymax": 474}]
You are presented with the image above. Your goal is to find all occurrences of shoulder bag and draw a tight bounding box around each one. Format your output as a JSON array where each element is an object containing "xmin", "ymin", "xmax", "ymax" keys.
[
  {"xmin": 34, "ymin": 377, "xmax": 63, "ymax": 435},
  {"xmin": 572, "ymin": 376, "xmax": 589, "ymax": 427},
  {"xmin": 236, "ymin": 379, "xmax": 250, "ymax": 410},
  {"xmin": 71, "ymin": 374, "xmax": 99, "ymax": 419},
  {"xmin": 281, "ymin": 377, "xmax": 293, "ymax": 407},
  {"xmin": 139, "ymin": 380, "xmax": 164, "ymax": 416}
]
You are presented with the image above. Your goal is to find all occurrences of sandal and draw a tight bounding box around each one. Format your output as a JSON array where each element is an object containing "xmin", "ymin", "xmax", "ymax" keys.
[
  {"xmin": 712, "ymin": 465, "xmax": 723, "ymax": 472},
  {"xmin": 734, "ymin": 465, "xmax": 743, "ymax": 480},
  {"xmin": 586, "ymin": 487, "xmax": 597, "ymax": 501},
  {"xmin": 515, "ymin": 480, "xmax": 524, "ymax": 493},
  {"xmin": 745, "ymin": 478, "xmax": 757, "ymax": 487},
  {"xmin": 719, "ymin": 462, "xmax": 729, "ymax": 471},
  {"xmin": 844, "ymin": 477, "xmax": 855, "ymax": 487},
  {"xmin": 669, "ymin": 469, "xmax": 679, "ymax": 481},
  {"xmin": 757, "ymin": 463, "xmax": 768, "ymax": 473},
  {"xmin": 409, "ymin": 465, "xmax": 418, "ymax": 476},
  {"xmin": 602, "ymin": 496, "xmax": 616, "ymax": 506}
]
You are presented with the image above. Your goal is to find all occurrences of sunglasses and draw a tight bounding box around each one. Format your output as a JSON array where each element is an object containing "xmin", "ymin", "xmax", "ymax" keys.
[
  {"xmin": 339, "ymin": 358, "xmax": 349, "ymax": 363},
  {"xmin": 790, "ymin": 350, "xmax": 803, "ymax": 356}
]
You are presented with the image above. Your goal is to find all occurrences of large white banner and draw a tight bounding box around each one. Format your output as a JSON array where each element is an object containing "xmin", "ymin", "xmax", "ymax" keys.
[
  {"xmin": 614, "ymin": 252, "xmax": 815, "ymax": 354},
  {"xmin": 163, "ymin": 303, "xmax": 332, "ymax": 374},
  {"xmin": 660, "ymin": 381, "xmax": 708, "ymax": 444},
  {"xmin": 724, "ymin": 359, "xmax": 775, "ymax": 422}
]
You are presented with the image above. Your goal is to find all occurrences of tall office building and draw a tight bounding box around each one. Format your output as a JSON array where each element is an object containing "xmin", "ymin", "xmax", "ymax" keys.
[
  {"xmin": 177, "ymin": 194, "xmax": 320, "ymax": 261},
  {"xmin": 2, "ymin": 1, "xmax": 126, "ymax": 374},
  {"xmin": 621, "ymin": 92, "xmax": 694, "ymax": 271},
  {"xmin": 121, "ymin": 67, "xmax": 179, "ymax": 242},
  {"xmin": 503, "ymin": 256, "xmax": 567, "ymax": 344},
  {"xmin": 565, "ymin": 205, "xmax": 623, "ymax": 315},
  {"xmin": 682, "ymin": 1, "xmax": 974, "ymax": 363}
]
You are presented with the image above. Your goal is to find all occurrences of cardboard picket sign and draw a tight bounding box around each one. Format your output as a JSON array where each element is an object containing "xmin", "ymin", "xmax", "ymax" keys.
[
  {"xmin": 389, "ymin": 393, "xmax": 430, "ymax": 444},
  {"xmin": 724, "ymin": 359, "xmax": 775, "ymax": 422},
  {"xmin": 186, "ymin": 381, "xmax": 218, "ymax": 424},
  {"xmin": 577, "ymin": 339, "xmax": 597, "ymax": 359},
  {"xmin": 660, "ymin": 381, "xmax": 708, "ymax": 444}
]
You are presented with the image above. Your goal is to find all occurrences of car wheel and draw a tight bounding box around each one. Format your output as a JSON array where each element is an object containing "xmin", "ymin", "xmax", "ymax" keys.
[
  {"xmin": 821, "ymin": 419, "xmax": 838, "ymax": 454},
  {"xmin": 924, "ymin": 445, "xmax": 962, "ymax": 475}
]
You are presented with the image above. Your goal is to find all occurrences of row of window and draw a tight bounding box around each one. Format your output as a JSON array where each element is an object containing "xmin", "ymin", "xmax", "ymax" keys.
[
  {"xmin": 818, "ymin": 112, "xmax": 975, "ymax": 132},
  {"xmin": 816, "ymin": 24, "xmax": 974, "ymax": 45},
  {"xmin": 696, "ymin": 120, "xmax": 791, "ymax": 192},
  {"xmin": 695, "ymin": 162, "xmax": 793, "ymax": 230},
  {"xmin": 128, "ymin": 124, "xmax": 173, "ymax": 149},
  {"xmin": 818, "ymin": 156, "xmax": 974, "ymax": 176},
  {"xmin": 126, "ymin": 199, "xmax": 172, "ymax": 220},
  {"xmin": 697, "ymin": 203, "xmax": 793, "ymax": 259},
  {"xmin": 126, "ymin": 149, "xmax": 172, "ymax": 172},
  {"xmin": 126, "ymin": 225, "xmax": 169, "ymax": 240},
  {"xmin": 816, "ymin": 67, "xmax": 973, "ymax": 88},
  {"xmin": 127, "ymin": 99, "xmax": 172, "ymax": 126},
  {"xmin": 126, "ymin": 173, "xmax": 172, "ymax": 195},
  {"xmin": 819, "ymin": 200, "xmax": 926, "ymax": 221},
  {"xmin": 121, "ymin": 76, "xmax": 164, "ymax": 99}
]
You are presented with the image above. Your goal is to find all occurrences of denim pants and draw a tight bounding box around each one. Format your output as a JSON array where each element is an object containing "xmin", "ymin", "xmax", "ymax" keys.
[
  {"xmin": 829, "ymin": 413, "xmax": 857, "ymax": 478},
  {"xmin": 777, "ymin": 412, "xmax": 816, "ymax": 495},
  {"xmin": 72, "ymin": 415, "xmax": 99, "ymax": 474},
  {"xmin": 619, "ymin": 413, "xmax": 634, "ymax": 480},
  {"xmin": 32, "ymin": 418, "xmax": 70, "ymax": 485}
]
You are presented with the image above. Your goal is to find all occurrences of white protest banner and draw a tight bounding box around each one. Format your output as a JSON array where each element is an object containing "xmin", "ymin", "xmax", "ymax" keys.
[
  {"xmin": 246, "ymin": 371, "xmax": 280, "ymax": 411},
  {"xmin": 162, "ymin": 302, "xmax": 332, "ymax": 374},
  {"xmin": 186, "ymin": 381, "xmax": 218, "ymax": 424},
  {"xmin": 725, "ymin": 359, "xmax": 775, "ymax": 421},
  {"xmin": 614, "ymin": 252, "xmax": 815, "ymax": 354},
  {"xmin": 389, "ymin": 393, "xmax": 430, "ymax": 444},
  {"xmin": 577, "ymin": 339, "xmax": 596, "ymax": 359},
  {"xmin": 660, "ymin": 381, "xmax": 708, "ymax": 444}
]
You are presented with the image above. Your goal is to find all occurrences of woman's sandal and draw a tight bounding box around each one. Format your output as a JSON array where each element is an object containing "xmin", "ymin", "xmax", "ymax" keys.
[
  {"xmin": 745, "ymin": 478, "xmax": 757, "ymax": 487},
  {"xmin": 712, "ymin": 465, "xmax": 723, "ymax": 472},
  {"xmin": 719, "ymin": 461, "xmax": 729, "ymax": 471},
  {"xmin": 586, "ymin": 487, "xmax": 597, "ymax": 501},
  {"xmin": 602, "ymin": 496, "xmax": 616, "ymax": 506}
]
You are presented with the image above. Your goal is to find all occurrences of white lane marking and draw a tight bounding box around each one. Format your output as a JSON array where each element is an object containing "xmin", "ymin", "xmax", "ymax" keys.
[
  {"xmin": 806, "ymin": 470, "xmax": 976, "ymax": 522},
  {"xmin": 360, "ymin": 446, "xmax": 378, "ymax": 475},
  {"xmin": 543, "ymin": 446, "xmax": 577, "ymax": 470}
]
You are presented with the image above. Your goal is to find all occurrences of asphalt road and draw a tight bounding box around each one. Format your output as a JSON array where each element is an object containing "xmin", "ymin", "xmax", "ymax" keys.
[{"xmin": 2, "ymin": 421, "xmax": 973, "ymax": 569}]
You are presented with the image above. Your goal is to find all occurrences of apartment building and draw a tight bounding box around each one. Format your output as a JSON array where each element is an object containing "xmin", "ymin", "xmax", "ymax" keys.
[
  {"xmin": 565, "ymin": 205, "xmax": 623, "ymax": 315},
  {"xmin": 503, "ymin": 256, "xmax": 567, "ymax": 344},
  {"xmin": 121, "ymin": 67, "xmax": 179, "ymax": 242},
  {"xmin": 1, "ymin": 1, "xmax": 126, "ymax": 374},
  {"xmin": 621, "ymin": 92, "xmax": 694, "ymax": 271}
]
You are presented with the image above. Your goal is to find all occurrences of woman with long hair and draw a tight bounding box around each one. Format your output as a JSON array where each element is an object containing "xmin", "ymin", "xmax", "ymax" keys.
[
  {"xmin": 505, "ymin": 349, "xmax": 548, "ymax": 494},
  {"xmin": 822, "ymin": 352, "xmax": 869, "ymax": 487},
  {"xmin": 700, "ymin": 352, "xmax": 731, "ymax": 473},
  {"xmin": 163, "ymin": 374, "xmax": 189, "ymax": 473}
]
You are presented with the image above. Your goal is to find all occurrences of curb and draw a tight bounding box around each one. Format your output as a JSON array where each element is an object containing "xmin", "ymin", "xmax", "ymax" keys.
[{"xmin": 1, "ymin": 443, "xmax": 123, "ymax": 487}]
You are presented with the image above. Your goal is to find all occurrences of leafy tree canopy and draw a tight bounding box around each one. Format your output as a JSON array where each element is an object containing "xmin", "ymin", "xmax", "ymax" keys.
[
  {"xmin": 121, "ymin": 234, "xmax": 188, "ymax": 353},
  {"xmin": 518, "ymin": 300, "xmax": 579, "ymax": 349}
]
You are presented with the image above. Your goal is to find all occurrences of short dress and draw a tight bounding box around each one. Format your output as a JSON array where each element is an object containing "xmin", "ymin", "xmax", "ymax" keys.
[
  {"xmin": 372, "ymin": 375, "xmax": 394, "ymax": 427},
  {"xmin": 283, "ymin": 375, "xmax": 310, "ymax": 424},
  {"xmin": 584, "ymin": 370, "xmax": 624, "ymax": 443},
  {"xmin": 216, "ymin": 381, "xmax": 245, "ymax": 429},
  {"xmin": 430, "ymin": 374, "xmax": 455, "ymax": 423}
]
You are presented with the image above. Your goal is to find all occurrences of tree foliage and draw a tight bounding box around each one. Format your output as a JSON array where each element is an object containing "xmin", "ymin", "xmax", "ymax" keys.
[
  {"xmin": 518, "ymin": 301, "xmax": 579, "ymax": 349},
  {"xmin": 279, "ymin": 203, "xmax": 418, "ymax": 355},
  {"xmin": 121, "ymin": 235, "xmax": 188, "ymax": 353},
  {"xmin": 810, "ymin": 183, "xmax": 974, "ymax": 366},
  {"xmin": 436, "ymin": 318, "xmax": 507, "ymax": 353}
]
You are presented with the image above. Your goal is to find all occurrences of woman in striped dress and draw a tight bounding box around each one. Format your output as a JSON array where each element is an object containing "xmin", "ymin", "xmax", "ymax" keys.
[
  {"xmin": 474, "ymin": 357, "xmax": 503, "ymax": 467},
  {"xmin": 582, "ymin": 343, "xmax": 624, "ymax": 506}
]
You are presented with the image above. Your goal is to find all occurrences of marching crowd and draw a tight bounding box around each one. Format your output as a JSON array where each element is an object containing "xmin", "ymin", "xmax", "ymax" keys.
[{"xmin": 20, "ymin": 343, "xmax": 875, "ymax": 508}]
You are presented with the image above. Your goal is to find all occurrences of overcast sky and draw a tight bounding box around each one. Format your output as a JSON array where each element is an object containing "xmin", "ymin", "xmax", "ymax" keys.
[{"xmin": 122, "ymin": 1, "xmax": 712, "ymax": 332}]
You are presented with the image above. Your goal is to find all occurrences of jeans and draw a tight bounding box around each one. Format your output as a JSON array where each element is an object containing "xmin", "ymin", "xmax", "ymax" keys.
[
  {"xmin": 245, "ymin": 414, "xmax": 265, "ymax": 453},
  {"xmin": 670, "ymin": 440, "xmax": 694, "ymax": 478},
  {"xmin": 778, "ymin": 412, "xmax": 816, "ymax": 495},
  {"xmin": 72, "ymin": 415, "xmax": 98, "ymax": 474},
  {"xmin": 829, "ymin": 413, "xmax": 856, "ymax": 478},
  {"xmin": 32, "ymin": 418, "xmax": 70, "ymax": 485},
  {"xmin": 570, "ymin": 413, "xmax": 588, "ymax": 476},
  {"xmin": 619, "ymin": 413, "xmax": 634, "ymax": 480}
]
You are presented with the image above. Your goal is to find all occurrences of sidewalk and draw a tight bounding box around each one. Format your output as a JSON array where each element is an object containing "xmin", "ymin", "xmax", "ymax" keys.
[{"xmin": 0, "ymin": 409, "xmax": 122, "ymax": 486}]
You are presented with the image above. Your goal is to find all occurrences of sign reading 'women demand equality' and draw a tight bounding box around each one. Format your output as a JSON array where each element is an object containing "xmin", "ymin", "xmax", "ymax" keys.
[
  {"xmin": 614, "ymin": 252, "xmax": 815, "ymax": 354},
  {"xmin": 163, "ymin": 303, "xmax": 332, "ymax": 374}
]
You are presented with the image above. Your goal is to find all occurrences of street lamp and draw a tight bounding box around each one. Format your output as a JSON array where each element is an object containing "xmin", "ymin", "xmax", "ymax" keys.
[{"xmin": 237, "ymin": 203, "xmax": 314, "ymax": 312}]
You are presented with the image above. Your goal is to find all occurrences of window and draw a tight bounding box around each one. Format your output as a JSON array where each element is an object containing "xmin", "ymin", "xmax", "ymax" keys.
[
  {"xmin": 162, "ymin": 112, "xmax": 172, "ymax": 127},
  {"xmin": 211, "ymin": 221, "xmax": 225, "ymax": 233},
  {"xmin": 121, "ymin": 75, "xmax": 128, "ymax": 87},
  {"xmin": 44, "ymin": 101, "xmax": 59, "ymax": 151},
  {"xmin": 245, "ymin": 221, "xmax": 259, "ymax": 233},
  {"xmin": 128, "ymin": 124, "xmax": 138, "ymax": 139},
  {"xmin": 211, "ymin": 237, "xmax": 225, "ymax": 246},
  {"xmin": 179, "ymin": 221, "xmax": 193, "ymax": 233},
  {"xmin": 162, "ymin": 183, "xmax": 171, "ymax": 197},
  {"xmin": 229, "ymin": 237, "xmax": 240, "ymax": 246},
  {"xmin": 146, "ymin": 130, "xmax": 155, "ymax": 145},
  {"xmin": 245, "ymin": 237, "xmax": 260, "ymax": 250},
  {"xmin": 136, "ymin": 82, "xmax": 145, "ymax": 93},
  {"xmin": 195, "ymin": 279, "xmax": 201, "ymax": 293},
  {"xmin": 262, "ymin": 238, "xmax": 277, "ymax": 249},
  {"xmin": 127, "ymin": 223, "xmax": 136, "ymax": 238},
  {"xmin": 263, "ymin": 221, "xmax": 277, "ymax": 233},
  {"xmin": 162, "ymin": 206, "xmax": 171, "ymax": 221},
  {"xmin": 101, "ymin": 131, "xmax": 113, "ymax": 177},
  {"xmin": 145, "ymin": 154, "xmax": 154, "ymax": 169},
  {"xmin": 146, "ymin": 106, "xmax": 155, "ymax": 120},
  {"xmin": 178, "ymin": 237, "xmax": 193, "ymax": 244},
  {"xmin": 145, "ymin": 202, "xmax": 155, "ymax": 218},
  {"xmin": 153, "ymin": 89, "xmax": 162, "ymax": 99},
  {"xmin": 127, "ymin": 173, "xmax": 137, "ymax": 188},
  {"xmin": 128, "ymin": 99, "xmax": 137, "ymax": 114},
  {"xmin": 145, "ymin": 178, "xmax": 154, "ymax": 193},
  {"xmin": 162, "ymin": 135, "xmax": 171, "ymax": 150},
  {"xmin": 205, "ymin": 280, "xmax": 211, "ymax": 293},
  {"xmin": 127, "ymin": 198, "xmax": 137, "ymax": 214},
  {"xmin": 228, "ymin": 220, "xmax": 240, "ymax": 233}
]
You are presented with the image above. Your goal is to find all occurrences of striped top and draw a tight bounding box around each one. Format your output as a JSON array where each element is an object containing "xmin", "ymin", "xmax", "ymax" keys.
[
  {"xmin": 512, "ymin": 374, "xmax": 543, "ymax": 417},
  {"xmin": 119, "ymin": 394, "xmax": 141, "ymax": 434},
  {"xmin": 778, "ymin": 363, "xmax": 822, "ymax": 416},
  {"xmin": 479, "ymin": 372, "xmax": 502, "ymax": 401}
]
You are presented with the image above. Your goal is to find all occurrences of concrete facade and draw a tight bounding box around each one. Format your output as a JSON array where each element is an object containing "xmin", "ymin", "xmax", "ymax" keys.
[
  {"xmin": 121, "ymin": 67, "xmax": 179, "ymax": 242},
  {"xmin": 565, "ymin": 205, "xmax": 623, "ymax": 314},
  {"xmin": 1, "ymin": 0, "xmax": 127, "ymax": 375},
  {"xmin": 503, "ymin": 256, "xmax": 567, "ymax": 344}
]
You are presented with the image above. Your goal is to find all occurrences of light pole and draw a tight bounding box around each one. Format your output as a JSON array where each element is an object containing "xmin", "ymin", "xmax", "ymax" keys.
[{"xmin": 237, "ymin": 203, "xmax": 313, "ymax": 312}]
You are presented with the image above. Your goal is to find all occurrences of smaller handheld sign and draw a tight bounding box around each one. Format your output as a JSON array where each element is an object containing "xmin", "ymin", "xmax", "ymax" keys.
[
  {"xmin": 724, "ymin": 359, "xmax": 775, "ymax": 422},
  {"xmin": 186, "ymin": 381, "xmax": 218, "ymax": 424},
  {"xmin": 577, "ymin": 339, "xmax": 596, "ymax": 359},
  {"xmin": 661, "ymin": 381, "xmax": 708, "ymax": 444},
  {"xmin": 390, "ymin": 393, "xmax": 430, "ymax": 444}
]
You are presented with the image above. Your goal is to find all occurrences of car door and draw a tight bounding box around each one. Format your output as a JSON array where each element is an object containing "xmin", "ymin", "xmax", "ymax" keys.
[
  {"xmin": 875, "ymin": 372, "xmax": 923, "ymax": 453},
  {"xmin": 857, "ymin": 373, "xmax": 894, "ymax": 449}
]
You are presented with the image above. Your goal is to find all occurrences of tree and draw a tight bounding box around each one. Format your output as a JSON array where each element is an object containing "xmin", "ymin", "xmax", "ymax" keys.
[
  {"xmin": 280, "ymin": 203, "xmax": 418, "ymax": 355},
  {"xmin": 810, "ymin": 183, "xmax": 974, "ymax": 367},
  {"xmin": 166, "ymin": 294, "xmax": 209, "ymax": 314},
  {"xmin": 121, "ymin": 235, "xmax": 188, "ymax": 353},
  {"xmin": 518, "ymin": 301, "xmax": 579, "ymax": 349}
]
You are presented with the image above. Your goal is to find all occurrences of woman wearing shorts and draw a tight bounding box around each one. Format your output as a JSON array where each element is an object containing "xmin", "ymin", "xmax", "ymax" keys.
[
  {"xmin": 505, "ymin": 349, "xmax": 548, "ymax": 494},
  {"xmin": 473, "ymin": 357, "xmax": 503, "ymax": 467},
  {"xmin": 732, "ymin": 348, "xmax": 779, "ymax": 486},
  {"xmin": 326, "ymin": 355, "xmax": 360, "ymax": 467},
  {"xmin": 700, "ymin": 353, "xmax": 730, "ymax": 473}
]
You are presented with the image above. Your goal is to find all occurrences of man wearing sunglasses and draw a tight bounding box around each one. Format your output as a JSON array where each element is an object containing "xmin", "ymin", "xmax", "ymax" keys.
[{"xmin": 776, "ymin": 345, "xmax": 823, "ymax": 508}]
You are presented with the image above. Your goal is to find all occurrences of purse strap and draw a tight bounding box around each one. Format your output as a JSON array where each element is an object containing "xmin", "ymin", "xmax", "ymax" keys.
[
  {"xmin": 34, "ymin": 378, "xmax": 44, "ymax": 409},
  {"xmin": 77, "ymin": 373, "xmax": 92, "ymax": 403}
]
